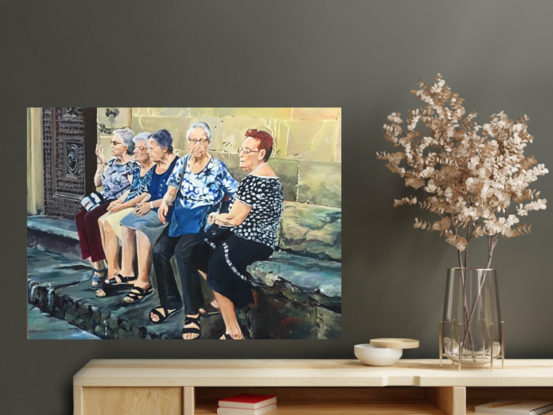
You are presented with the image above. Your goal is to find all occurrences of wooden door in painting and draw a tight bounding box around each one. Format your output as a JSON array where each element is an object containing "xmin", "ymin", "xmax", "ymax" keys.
[{"xmin": 42, "ymin": 108, "xmax": 97, "ymax": 219}]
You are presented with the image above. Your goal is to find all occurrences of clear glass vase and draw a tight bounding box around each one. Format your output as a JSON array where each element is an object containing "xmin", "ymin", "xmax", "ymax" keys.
[{"xmin": 441, "ymin": 268, "xmax": 503, "ymax": 366}]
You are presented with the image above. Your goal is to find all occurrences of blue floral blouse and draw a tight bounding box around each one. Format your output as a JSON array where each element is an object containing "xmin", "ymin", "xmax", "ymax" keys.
[
  {"xmin": 124, "ymin": 163, "xmax": 155, "ymax": 203},
  {"xmin": 101, "ymin": 158, "xmax": 139, "ymax": 200},
  {"xmin": 166, "ymin": 156, "xmax": 238, "ymax": 237}
]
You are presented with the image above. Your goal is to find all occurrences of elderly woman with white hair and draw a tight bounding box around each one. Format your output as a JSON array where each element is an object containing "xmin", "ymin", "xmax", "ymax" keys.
[
  {"xmin": 95, "ymin": 132, "xmax": 154, "ymax": 295},
  {"xmin": 148, "ymin": 122, "xmax": 238, "ymax": 340},
  {"xmin": 97, "ymin": 129, "xmax": 180, "ymax": 301},
  {"xmin": 75, "ymin": 128, "xmax": 138, "ymax": 288}
]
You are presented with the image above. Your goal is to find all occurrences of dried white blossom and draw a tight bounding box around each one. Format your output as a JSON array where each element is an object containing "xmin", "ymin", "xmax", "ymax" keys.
[{"xmin": 378, "ymin": 74, "xmax": 548, "ymax": 267}]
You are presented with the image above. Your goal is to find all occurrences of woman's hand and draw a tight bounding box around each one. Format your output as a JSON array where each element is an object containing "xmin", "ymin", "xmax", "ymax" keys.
[
  {"xmin": 108, "ymin": 202, "xmax": 125, "ymax": 213},
  {"xmin": 135, "ymin": 201, "xmax": 151, "ymax": 217},
  {"xmin": 208, "ymin": 213, "xmax": 218, "ymax": 225},
  {"xmin": 107, "ymin": 201, "xmax": 119, "ymax": 212},
  {"xmin": 158, "ymin": 201, "xmax": 169, "ymax": 224},
  {"xmin": 96, "ymin": 144, "xmax": 107, "ymax": 165}
]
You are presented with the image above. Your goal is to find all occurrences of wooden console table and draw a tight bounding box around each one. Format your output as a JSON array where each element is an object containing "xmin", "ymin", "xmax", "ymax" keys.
[{"xmin": 73, "ymin": 359, "xmax": 553, "ymax": 415}]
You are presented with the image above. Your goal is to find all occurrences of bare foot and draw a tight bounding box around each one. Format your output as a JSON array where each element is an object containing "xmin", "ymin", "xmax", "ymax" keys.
[
  {"xmin": 220, "ymin": 331, "xmax": 246, "ymax": 340},
  {"xmin": 182, "ymin": 314, "xmax": 201, "ymax": 340},
  {"xmin": 96, "ymin": 273, "xmax": 126, "ymax": 297},
  {"xmin": 106, "ymin": 273, "xmax": 132, "ymax": 285},
  {"xmin": 149, "ymin": 307, "xmax": 177, "ymax": 323},
  {"xmin": 132, "ymin": 280, "xmax": 151, "ymax": 290},
  {"xmin": 199, "ymin": 300, "xmax": 220, "ymax": 315},
  {"xmin": 122, "ymin": 284, "xmax": 152, "ymax": 305},
  {"xmin": 91, "ymin": 266, "xmax": 107, "ymax": 288}
]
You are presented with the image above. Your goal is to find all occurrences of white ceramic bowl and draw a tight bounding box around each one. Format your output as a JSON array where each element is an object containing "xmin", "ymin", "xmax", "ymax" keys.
[{"xmin": 354, "ymin": 344, "xmax": 403, "ymax": 366}]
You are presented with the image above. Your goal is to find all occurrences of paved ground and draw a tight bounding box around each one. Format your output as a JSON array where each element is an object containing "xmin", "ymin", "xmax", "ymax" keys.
[
  {"xmin": 27, "ymin": 246, "xmax": 226, "ymax": 339},
  {"xmin": 28, "ymin": 304, "xmax": 100, "ymax": 339},
  {"xmin": 27, "ymin": 215, "xmax": 341, "ymax": 339}
]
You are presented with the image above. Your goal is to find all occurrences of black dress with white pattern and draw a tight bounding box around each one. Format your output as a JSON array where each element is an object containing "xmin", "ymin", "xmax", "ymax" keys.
[
  {"xmin": 231, "ymin": 175, "xmax": 284, "ymax": 249},
  {"xmin": 192, "ymin": 174, "xmax": 284, "ymax": 309}
]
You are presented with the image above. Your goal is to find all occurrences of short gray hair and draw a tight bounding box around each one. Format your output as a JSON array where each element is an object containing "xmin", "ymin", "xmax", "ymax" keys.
[
  {"xmin": 150, "ymin": 129, "xmax": 173, "ymax": 152},
  {"xmin": 186, "ymin": 122, "xmax": 212, "ymax": 142},
  {"xmin": 133, "ymin": 132, "xmax": 151, "ymax": 148},
  {"xmin": 113, "ymin": 128, "xmax": 135, "ymax": 155}
]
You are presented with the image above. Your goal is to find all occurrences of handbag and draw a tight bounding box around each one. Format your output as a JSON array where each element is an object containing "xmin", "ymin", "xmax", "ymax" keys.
[
  {"xmin": 168, "ymin": 204, "xmax": 212, "ymax": 235},
  {"xmin": 205, "ymin": 222, "xmax": 233, "ymax": 245},
  {"xmin": 165, "ymin": 155, "xmax": 190, "ymax": 223},
  {"xmin": 80, "ymin": 191, "xmax": 104, "ymax": 212}
]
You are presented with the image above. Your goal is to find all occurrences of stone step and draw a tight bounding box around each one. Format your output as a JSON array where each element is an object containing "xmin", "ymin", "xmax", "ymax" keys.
[
  {"xmin": 27, "ymin": 215, "xmax": 342, "ymax": 339},
  {"xmin": 27, "ymin": 215, "xmax": 81, "ymax": 259},
  {"xmin": 28, "ymin": 304, "xmax": 101, "ymax": 340},
  {"xmin": 27, "ymin": 247, "xmax": 228, "ymax": 339}
]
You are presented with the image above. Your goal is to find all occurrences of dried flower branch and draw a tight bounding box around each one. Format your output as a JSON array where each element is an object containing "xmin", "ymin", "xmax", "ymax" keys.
[{"xmin": 378, "ymin": 74, "xmax": 548, "ymax": 269}]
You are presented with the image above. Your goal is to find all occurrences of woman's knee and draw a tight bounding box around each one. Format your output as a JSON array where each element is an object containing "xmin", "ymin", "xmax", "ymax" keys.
[
  {"xmin": 136, "ymin": 231, "xmax": 152, "ymax": 249},
  {"xmin": 104, "ymin": 220, "xmax": 114, "ymax": 233},
  {"xmin": 121, "ymin": 226, "xmax": 135, "ymax": 238},
  {"xmin": 84, "ymin": 212, "xmax": 100, "ymax": 227},
  {"xmin": 207, "ymin": 248, "xmax": 226, "ymax": 271},
  {"xmin": 152, "ymin": 238, "xmax": 171, "ymax": 260},
  {"xmin": 76, "ymin": 209, "xmax": 87, "ymax": 221},
  {"xmin": 176, "ymin": 235, "xmax": 203, "ymax": 259}
]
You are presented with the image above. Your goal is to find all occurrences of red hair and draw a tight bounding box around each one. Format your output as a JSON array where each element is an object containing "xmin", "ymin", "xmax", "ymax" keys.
[{"xmin": 245, "ymin": 129, "xmax": 274, "ymax": 161}]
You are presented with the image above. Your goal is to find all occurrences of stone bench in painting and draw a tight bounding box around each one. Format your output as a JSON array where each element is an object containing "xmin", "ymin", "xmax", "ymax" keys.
[{"xmin": 27, "ymin": 198, "xmax": 341, "ymax": 339}]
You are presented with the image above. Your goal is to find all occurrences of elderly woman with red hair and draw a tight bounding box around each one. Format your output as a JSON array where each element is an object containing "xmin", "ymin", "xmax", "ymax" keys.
[{"xmin": 191, "ymin": 129, "xmax": 284, "ymax": 340}]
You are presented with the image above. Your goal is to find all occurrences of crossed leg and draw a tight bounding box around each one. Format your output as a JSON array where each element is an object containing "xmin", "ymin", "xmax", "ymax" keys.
[{"xmin": 197, "ymin": 270, "xmax": 243, "ymax": 340}]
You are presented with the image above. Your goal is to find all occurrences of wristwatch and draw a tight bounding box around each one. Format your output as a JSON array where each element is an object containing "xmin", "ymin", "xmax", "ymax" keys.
[{"xmin": 150, "ymin": 202, "xmax": 154, "ymax": 209}]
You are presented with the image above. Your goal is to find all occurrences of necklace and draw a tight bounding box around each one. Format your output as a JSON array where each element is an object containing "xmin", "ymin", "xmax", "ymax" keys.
[{"xmin": 248, "ymin": 162, "xmax": 266, "ymax": 176}]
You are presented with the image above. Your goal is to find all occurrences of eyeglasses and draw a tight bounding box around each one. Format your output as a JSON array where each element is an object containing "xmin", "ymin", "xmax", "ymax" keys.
[
  {"xmin": 189, "ymin": 138, "xmax": 209, "ymax": 145},
  {"xmin": 136, "ymin": 146, "xmax": 147, "ymax": 151},
  {"xmin": 110, "ymin": 141, "xmax": 122, "ymax": 146},
  {"xmin": 238, "ymin": 147, "xmax": 260, "ymax": 155}
]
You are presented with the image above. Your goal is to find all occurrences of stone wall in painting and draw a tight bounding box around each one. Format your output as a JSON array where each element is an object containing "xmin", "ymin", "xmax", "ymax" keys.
[
  {"xmin": 97, "ymin": 107, "xmax": 342, "ymax": 263},
  {"xmin": 97, "ymin": 108, "xmax": 341, "ymax": 210}
]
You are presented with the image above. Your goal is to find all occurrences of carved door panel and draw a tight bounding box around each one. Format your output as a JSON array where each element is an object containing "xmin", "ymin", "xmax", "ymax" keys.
[{"xmin": 43, "ymin": 108, "xmax": 97, "ymax": 219}]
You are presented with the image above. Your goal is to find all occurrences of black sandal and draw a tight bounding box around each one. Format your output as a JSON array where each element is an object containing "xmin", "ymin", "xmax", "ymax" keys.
[
  {"xmin": 182, "ymin": 316, "xmax": 201, "ymax": 340},
  {"xmin": 220, "ymin": 332, "xmax": 248, "ymax": 340},
  {"xmin": 148, "ymin": 306, "xmax": 182, "ymax": 325},
  {"xmin": 106, "ymin": 274, "xmax": 137, "ymax": 287},
  {"xmin": 122, "ymin": 285, "xmax": 153, "ymax": 306},
  {"xmin": 91, "ymin": 267, "xmax": 107, "ymax": 288},
  {"xmin": 199, "ymin": 303, "xmax": 220, "ymax": 316},
  {"xmin": 95, "ymin": 282, "xmax": 130, "ymax": 298},
  {"xmin": 96, "ymin": 274, "xmax": 137, "ymax": 297}
]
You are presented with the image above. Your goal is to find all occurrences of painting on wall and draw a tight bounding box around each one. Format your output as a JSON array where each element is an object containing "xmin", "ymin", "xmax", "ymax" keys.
[{"xmin": 27, "ymin": 108, "xmax": 341, "ymax": 339}]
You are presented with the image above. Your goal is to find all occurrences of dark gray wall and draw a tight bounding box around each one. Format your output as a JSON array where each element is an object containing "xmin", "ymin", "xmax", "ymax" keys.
[{"xmin": 3, "ymin": 1, "xmax": 553, "ymax": 414}]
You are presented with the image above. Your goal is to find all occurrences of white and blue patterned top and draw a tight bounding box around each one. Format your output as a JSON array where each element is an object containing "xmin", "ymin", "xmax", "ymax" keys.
[
  {"xmin": 101, "ymin": 158, "xmax": 139, "ymax": 200},
  {"xmin": 166, "ymin": 156, "xmax": 238, "ymax": 237},
  {"xmin": 124, "ymin": 163, "xmax": 155, "ymax": 203}
]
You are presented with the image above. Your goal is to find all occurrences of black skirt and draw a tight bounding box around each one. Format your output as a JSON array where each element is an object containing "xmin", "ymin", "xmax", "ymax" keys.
[{"xmin": 192, "ymin": 232, "xmax": 273, "ymax": 309}]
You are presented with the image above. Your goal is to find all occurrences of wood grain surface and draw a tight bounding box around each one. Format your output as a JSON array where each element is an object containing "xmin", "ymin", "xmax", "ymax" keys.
[
  {"xmin": 74, "ymin": 359, "xmax": 553, "ymax": 387},
  {"xmin": 427, "ymin": 387, "xmax": 466, "ymax": 415},
  {"xmin": 82, "ymin": 387, "xmax": 182, "ymax": 415}
]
